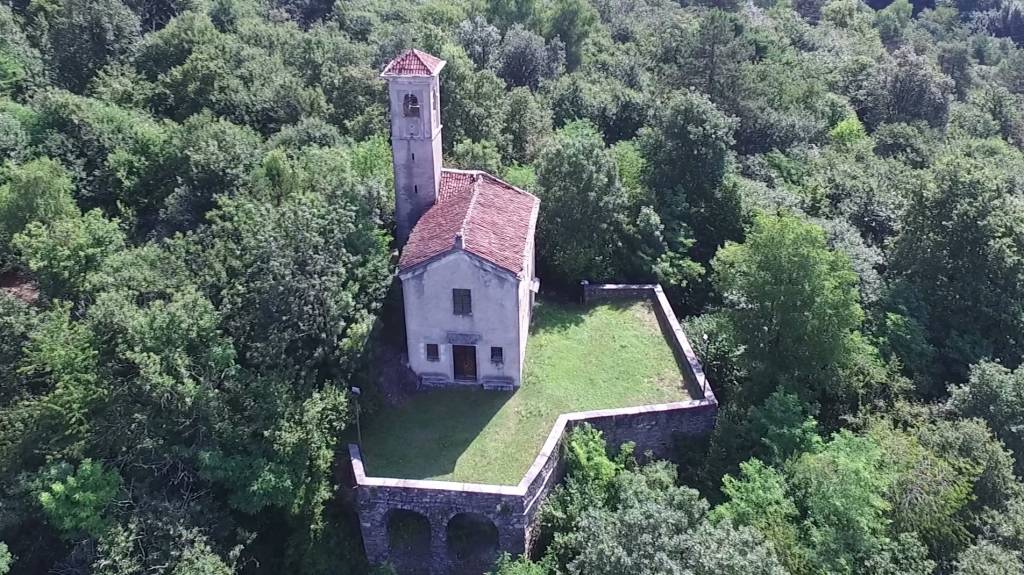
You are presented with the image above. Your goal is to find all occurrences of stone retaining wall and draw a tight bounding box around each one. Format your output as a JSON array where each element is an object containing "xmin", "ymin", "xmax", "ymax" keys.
[
  {"xmin": 349, "ymin": 448, "xmax": 528, "ymax": 573},
  {"xmin": 350, "ymin": 284, "xmax": 718, "ymax": 574}
]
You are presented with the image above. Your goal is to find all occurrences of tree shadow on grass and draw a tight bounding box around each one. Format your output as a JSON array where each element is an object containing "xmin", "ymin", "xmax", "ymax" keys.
[
  {"xmin": 358, "ymin": 387, "xmax": 512, "ymax": 481},
  {"xmin": 527, "ymin": 297, "xmax": 626, "ymax": 336}
]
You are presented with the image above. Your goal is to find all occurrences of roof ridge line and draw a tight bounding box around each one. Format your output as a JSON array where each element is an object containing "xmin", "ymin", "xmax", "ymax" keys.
[
  {"xmin": 459, "ymin": 173, "xmax": 482, "ymax": 247},
  {"xmin": 446, "ymin": 169, "xmax": 536, "ymax": 198},
  {"xmin": 412, "ymin": 48, "xmax": 431, "ymax": 64},
  {"xmin": 477, "ymin": 170, "xmax": 538, "ymax": 199}
]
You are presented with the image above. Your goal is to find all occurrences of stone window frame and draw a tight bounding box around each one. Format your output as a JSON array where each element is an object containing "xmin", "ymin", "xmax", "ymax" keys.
[
  {"xmin": 490, "ymin": 346, "xmax": 503, "ymax": 365},
  {"xmin": 452, "ymin": 288, "xmax": 472, "ymax": 316},
  {"xmin": 426, "ymin": 343, "xmax": 439, "ymax": 362}
]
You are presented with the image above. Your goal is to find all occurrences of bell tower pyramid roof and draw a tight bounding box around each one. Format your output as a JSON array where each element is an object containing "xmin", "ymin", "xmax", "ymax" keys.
[{"xmin": 381, "ymin": 49, "xmax": 446, "ymax": 78}]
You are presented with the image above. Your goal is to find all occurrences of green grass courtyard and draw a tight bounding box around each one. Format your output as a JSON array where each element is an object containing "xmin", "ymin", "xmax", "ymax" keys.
[{"xmin": 357, "ymin": 298, "xmax": 691, "ymax": 485}]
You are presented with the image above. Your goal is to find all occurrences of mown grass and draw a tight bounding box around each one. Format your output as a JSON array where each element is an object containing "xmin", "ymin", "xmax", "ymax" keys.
[{"xmin": 357, "ymin": 298, "xmax": 689, "ymax": 485}]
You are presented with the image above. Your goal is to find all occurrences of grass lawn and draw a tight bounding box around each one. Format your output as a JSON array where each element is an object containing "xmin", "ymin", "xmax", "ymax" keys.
[{"xmin": 357, "ymin": 298, "xmax": 690, "ymax": 485}]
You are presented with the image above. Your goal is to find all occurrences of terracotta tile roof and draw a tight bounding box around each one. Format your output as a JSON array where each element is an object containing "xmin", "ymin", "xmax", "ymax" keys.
[
  {"xmin": 381, "ymin": 49, "xmax": 447, "ymax": 77},
  {"xmin": 399, "ymin": 169, "xmax": 540, "ymax": 275}
]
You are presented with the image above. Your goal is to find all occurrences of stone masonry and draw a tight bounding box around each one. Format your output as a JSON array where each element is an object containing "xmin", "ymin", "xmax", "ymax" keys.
[{"xmin": 349, "ymin": 284, "xmax": 718, "ymax": 574}]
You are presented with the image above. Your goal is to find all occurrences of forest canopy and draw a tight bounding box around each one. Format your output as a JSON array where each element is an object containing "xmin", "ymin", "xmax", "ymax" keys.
[{"xmin": 0, "ymin": 0, "xmax": 1023, "ymax": 573}]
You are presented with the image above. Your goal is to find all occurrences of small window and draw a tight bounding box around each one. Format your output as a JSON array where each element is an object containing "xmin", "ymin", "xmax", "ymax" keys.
[
  {"xmin": 453, "ymin": 289, "xmax": 472, "ymax": 316},
  {"xmin": 414, "ymin": 185, "xmax": 418, "ymax": 194},
  {"xmin": 490, "ymin": 346, "xmax": 503, "ymax": 364},
  {"xmin": 403, "ymin": 93, "xmax": 420, "ymax": 117},
  {"xmin": 426, "ymin": 343, "xmax": 439, "ymax": 362}
]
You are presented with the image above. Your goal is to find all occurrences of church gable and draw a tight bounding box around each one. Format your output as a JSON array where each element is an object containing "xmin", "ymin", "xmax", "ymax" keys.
[{"xmin": 398, "ymin": 246, "xmax": 520, "ymax": 283}]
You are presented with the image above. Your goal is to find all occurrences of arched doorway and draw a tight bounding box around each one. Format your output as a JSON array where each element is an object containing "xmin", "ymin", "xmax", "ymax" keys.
[
  {"xmin": 446, "ymin": 513, "xmax": 499, "ymax": 574},
  {"xmin": 386, "ymin": 509, "xmax": 432, "ymax": 575}
]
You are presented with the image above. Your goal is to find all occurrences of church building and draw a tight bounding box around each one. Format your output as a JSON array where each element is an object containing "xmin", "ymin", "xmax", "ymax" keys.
[{"xmin": 382, "ymin": 49, "xmax": 541, "ymax": 390}]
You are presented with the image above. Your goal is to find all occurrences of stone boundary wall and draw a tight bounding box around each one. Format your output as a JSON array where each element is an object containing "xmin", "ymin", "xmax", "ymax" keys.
[{"xmin": 349, "ymin": 284, "xmax": 718, "ymax": 574}]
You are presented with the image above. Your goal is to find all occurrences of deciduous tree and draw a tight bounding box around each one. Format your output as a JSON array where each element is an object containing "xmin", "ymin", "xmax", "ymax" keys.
[
  {"xmin": 196, "ymin": 150, "xmax": 391, "ymax": 383},
  {"xmin": 640, "ymin": 91, "xmax": 740, "ymax": 261},
  {"xmin": 0, "ymin": 158, "xmax": 78, "ymax": 263},
  {"xmin": 13, "ymin": 209, "xmax": 126, "ymax": 300},
  {"xmin": 713, "ymin": 214, "xmax": 876, "ymax": 406},
  {"xmin": 43, "ymin": 0, "xmax": 141, "ymax": 93},
  {"xmin": 890, "ymin": 142, "xmax": 1024, "ymax": 381}
]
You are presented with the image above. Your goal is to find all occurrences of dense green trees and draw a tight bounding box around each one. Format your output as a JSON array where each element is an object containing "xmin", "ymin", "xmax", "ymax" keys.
[
  {"xmin": 949, "ymin": 362, "xmax": 1024, "ymax": 474},
  {"xmin": 0, "ymin": 17, "xmax": 392, "ymax": 568},
  {"xmin": 0, "ymin": 6, "xmax": 44, "ymax": 97},
  {"xmin": 159, "ymin": 113, "xmax": 262, "ymax": 232},
  {"xmin": 43, "ymin": 0, "xmax": 142, "ymax": 93},
  {"xmin": 494, "ymin": 24, "xmax": 563, "ymax": 89},
  {"xmin": 534, "ymin": 122, "xmax": 699, "ymax": 287},
  {"xmin": 856, "ymin": 46, "xmax": 955, "ymax": 129},
  {"xmin": 640, "ymin": 91, "xmax": 741, "ymax": 262},
  {"xmin": 496, "ymin": 427, "xmax": 788, "ymax": 575},
  {"xmin": 543, "ymin": 0, "xmax": 596, "ymax": 70},
  {"xmin": 14, "ymin": 209, "xmax": 126, "ymax": 299},
  {"xmin": 706, "ymin": 409, "xmax": 1019, "ymax": 575},
  {"xmin": 36, "ymin": 459, "xmax": 122, "ymax": 540},
  {"xmin": 713, "ymin": 213, "xmax": 883, "ymax": 407},
  {"xmin": 2, "ymin": 0, "xmax": 1024, "ymax": 572},
  {"xmin": 195, "ymin": 149, "xmax": 391, "ymax": 383},
  {"xmin": 890, "ymin": 142, "xmax": 1024, "ymax": 384},
  {"xmin": 0, "ymin": 543, "xmax": 9, "ymax": 575},
  {"xmin": 0, "ymin": 158, "xmax": 77, "ymax": 266},
  {"xmin": 534, "ymin": 121, "xmax": 631, "ymax": 282}
]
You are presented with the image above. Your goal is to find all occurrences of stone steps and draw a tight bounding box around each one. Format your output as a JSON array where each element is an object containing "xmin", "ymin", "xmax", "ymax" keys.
[
  {"xmin": 481, "ymin": 378, "xmax": 515, "ymax": 392},
  {"xmin": 418, "ymin": 374, "xmax": 517, "ymax": 391},
  {"xmin": 418, "ymin": 374, "xmax": 451, "ymax": 389}
]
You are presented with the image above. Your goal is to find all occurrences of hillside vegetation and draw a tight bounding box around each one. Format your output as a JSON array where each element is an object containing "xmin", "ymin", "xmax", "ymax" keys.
[{"xmin": 0, "ymin": 0, "xmax": 1023, "ymax": 574}]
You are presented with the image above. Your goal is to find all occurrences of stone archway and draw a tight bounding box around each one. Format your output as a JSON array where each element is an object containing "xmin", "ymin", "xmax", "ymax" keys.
[
  {"xmin": 386, "ymin": 509, "xmax": 433, "ymax": 575},
  {"xmin": 446, "ymin": 512, "xmax": 499, "ymax": 574}
]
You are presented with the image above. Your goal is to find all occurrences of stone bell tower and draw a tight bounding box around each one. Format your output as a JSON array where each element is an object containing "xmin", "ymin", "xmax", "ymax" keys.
[{"xmin": 381, "ymin": 49, "xmax": 447, "ymax": 246}]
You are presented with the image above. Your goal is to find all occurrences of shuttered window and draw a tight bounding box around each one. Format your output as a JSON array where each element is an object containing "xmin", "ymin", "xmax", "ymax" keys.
[{"xmin": 453, "ymin": 289, "xmax": 472, "ymax": 315}]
